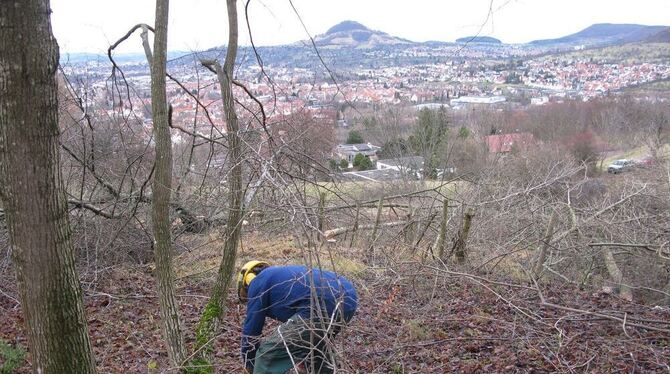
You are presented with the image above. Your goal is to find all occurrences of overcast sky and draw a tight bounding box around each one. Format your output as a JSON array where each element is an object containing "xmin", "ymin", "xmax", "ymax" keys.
[{"xmin": 51, "ymin": 0, "xmax": 670, "ymax": 54}]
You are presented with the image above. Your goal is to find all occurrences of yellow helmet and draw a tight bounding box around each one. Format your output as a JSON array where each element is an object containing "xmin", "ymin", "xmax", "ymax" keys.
[{"xmin": 237, "ymin": 260, "xmax": 270, "ymax": 302}]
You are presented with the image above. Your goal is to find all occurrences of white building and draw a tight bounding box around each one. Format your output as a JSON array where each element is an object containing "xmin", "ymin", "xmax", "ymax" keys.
[{"xmin": 336, "ymin": 143, "xmax": 381, "ymax": 168}]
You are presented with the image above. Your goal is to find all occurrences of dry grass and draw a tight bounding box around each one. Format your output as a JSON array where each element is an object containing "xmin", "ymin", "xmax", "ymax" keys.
[{"xmin": 599, "ymin": 143, "xmax": 670, "ymax": 171}]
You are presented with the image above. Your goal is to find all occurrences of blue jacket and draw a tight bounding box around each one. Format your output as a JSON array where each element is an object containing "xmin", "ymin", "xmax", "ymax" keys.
[{"xmin": 241, "ymin": 265, "xmax": 358, "ymax": 368}]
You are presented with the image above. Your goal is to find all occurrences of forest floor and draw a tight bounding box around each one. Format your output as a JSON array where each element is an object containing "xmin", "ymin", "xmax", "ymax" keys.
[{"xmin": 1, "ymin": 235, "xmax": 669, "ymax": 373}]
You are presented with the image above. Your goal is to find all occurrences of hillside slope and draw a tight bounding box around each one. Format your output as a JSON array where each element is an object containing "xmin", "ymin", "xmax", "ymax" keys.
[
  {"xmin": 530, "ymin": 23, "xmax": 667, "ymax": 47},
  {"xmin": 646, "ymin": 27, "xmax": 670, "ymax": 43}
]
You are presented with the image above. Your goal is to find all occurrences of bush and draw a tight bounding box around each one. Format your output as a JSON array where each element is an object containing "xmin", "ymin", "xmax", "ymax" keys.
[
  {"xmin": 352, "ymin": 153, "xmax": 364, "ymax": 168},
  {"xmin": 353, "ymin": 153, "xmax": 374, "ymax": 171},
  {"xmin": 358, "ymin": 156, "xmax": 374, "ymax": 171},
  {"xmin": 339, "ymin": 159, "xmax": 349, "ymax": 170}
]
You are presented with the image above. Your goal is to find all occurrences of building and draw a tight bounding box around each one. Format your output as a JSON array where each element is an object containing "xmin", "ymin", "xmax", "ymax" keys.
[
  {"xmin": 335, "ymin": 143, "xmax": 381, "ymax": 167},
  {"xmin": 450, "ymin": 95, "xmax": 507, "ymax": 110},
  {"xmin": 450, "ymin": 95, "xmax": 506, "ymax": 105},
  {"xmin": 531, "ymin": 96, "xmax": 549, "ymax": 106},
  {"xmin": 377, "ymin": 156, "xmax": 424, "ymax": 172},
  {"xmin": 414, "ymin": 103, "xmax": 448, "ymax": 111}
]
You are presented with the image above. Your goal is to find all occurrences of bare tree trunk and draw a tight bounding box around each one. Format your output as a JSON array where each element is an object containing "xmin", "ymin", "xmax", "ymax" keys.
[
  {"xmin": 533, "ymin": 209, "xmax": 558, "ymax": 278},
  {"xmin": 368, "ymin": 197, "xmax": 384, "ymax": 259},
  {"xmin": 403, "ymin": 205, "xmax": 417, "ymax": 246},
  {"xmin": 453, "ymin": 208, "xmax": 474, "ymax": 264},
  {"xmin": 0, "ymin": 1, "xmax": 97, "ymax": 372},
  {"xmin": 194, "ymin": 0, "xmax": 241, "ymax": 368},
  {"xmin": 349, "ymin": 203, "xmax": 360, "ymax": 247},
  {"xmin": 434, "ymin": 198, "xmax": 449, "ymax": 259},
  {"xmin": 603, "ymin": 249, "xmax": 633, "ymax": 302},
  {"xmin": 148, "ymin": 0, "xmax": 187, "ymax": 368},
  {"xmin": 317, "ymin": 190, "xmax": 326, "ymax": 242}
]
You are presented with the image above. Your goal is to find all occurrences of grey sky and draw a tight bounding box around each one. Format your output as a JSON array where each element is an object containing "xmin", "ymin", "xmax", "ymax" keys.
[{"xmin": 51, "ymin": 0, "xmax": 670, "ymax": 54}]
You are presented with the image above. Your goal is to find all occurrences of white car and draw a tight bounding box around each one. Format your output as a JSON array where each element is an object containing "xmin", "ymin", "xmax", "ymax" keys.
[{"xmin": 607, "ymin": 159, "xmax": 634, "ymax": 174}]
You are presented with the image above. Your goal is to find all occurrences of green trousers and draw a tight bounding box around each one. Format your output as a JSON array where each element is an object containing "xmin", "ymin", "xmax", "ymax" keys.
[{"xmin": 253, "ymin": 315, "xmax": 340, "ymax": 374}]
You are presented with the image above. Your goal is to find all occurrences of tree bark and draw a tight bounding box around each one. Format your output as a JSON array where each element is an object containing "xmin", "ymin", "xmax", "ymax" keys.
[
  {"xmin": 434, "ymin": 198, "xmax": 449, "ymax": 259},
  {"xmin": 149, "ymin": 0, "xmax": 187, "ymax": 367},
  {"xmin": 0, "ymin": 1, "xmax": 97, "ymax": 372},
  {"xmin": 368, "ymin": 197, "xmax": 384, "ymax": 258},
  {"xmin": 453, "ymin": 208, "xmax": 474, "ymax": 264},
  {"xmin": 193, "ymin": 0, "xmax": 241, "ymax": 368},
  {"xmin": 210, "ymin": 0, "xmax": 242, "ymax": 318},
  {"xmin": 603, "ymin": 248, "xmax": 633, "ymax": 302},
  {"xmin": 532, "ymin": 209, "xmax": 558, "ymax": 278}
]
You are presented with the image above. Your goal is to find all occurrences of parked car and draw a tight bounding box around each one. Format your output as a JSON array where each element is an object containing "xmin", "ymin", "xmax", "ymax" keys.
[{"xmin": 607, "ymin": 159, "xmax": 634, "ymax": 174}]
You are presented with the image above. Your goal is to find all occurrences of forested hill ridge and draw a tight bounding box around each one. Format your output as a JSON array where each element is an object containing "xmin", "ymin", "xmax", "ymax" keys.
[
  {"xmin": 529, "ymin": 23, "xmax": 668, "ymax": 47},
  {"xmin": 646, "ymin": 27, "xmax": 670, "ymax": 43},
  {"xmin": 456, "ymin": 36, "xmax": 502, "ymax": 44}
]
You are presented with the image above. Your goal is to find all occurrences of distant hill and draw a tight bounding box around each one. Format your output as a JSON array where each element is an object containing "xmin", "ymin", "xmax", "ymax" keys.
[
  {"xmin": 61, "ymin": 51, "xmax": 189, "ymax": 65},
  {"xmin": 645, "ymin": 27, "xmax": 670, "ymax": 43},
  {"xmin": 530, "ymin": 23, "xmax": 667, "ymax": 47},
  {"xmin": 325, "ymin": 20, "xmax": 368, "ymax": 35},
  {"xmin": 310, "ymin": 20, "xmax": 413, "ymax": 48},
  {"xmin": 456, "ymin": 36, "xmax": 502, "ymax": 44}
]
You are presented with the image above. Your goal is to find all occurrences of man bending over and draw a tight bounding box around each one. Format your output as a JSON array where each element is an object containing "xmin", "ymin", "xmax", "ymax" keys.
[{"xmin": 237, "ymin": 261, "xmax": 358, "ymax": 373}]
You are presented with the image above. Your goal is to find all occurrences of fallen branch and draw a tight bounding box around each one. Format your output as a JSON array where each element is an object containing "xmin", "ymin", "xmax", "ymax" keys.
[
  {"xmin": 552, "ymin": 185, "xmax": 647, "ymax": 244},
  {"xmin": 67, "ymin": 199, "xmax": 120, "ymax": 219},
  {"xmin": 527, "ymin": 269, "xmax": 670, "ymax": 334},
  {"xmin": 588, "ymin": 242, "xmax": 670, "ymax": 258},
  {"xmin": 323, "ymin": 220, "xmax": 408, "ymax": 239}
]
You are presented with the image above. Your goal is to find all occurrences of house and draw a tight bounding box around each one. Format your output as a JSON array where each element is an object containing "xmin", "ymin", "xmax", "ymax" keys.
[
  {"xmin": 531, "ymin": 96, "xmax": 549, "ymax": 106},
  {"xmin": 484, "ymin": 133, "xmax": 535, "ymax": 154},
  {"xmin": 377, "ymin": 156, "xmax": 424, "ymax": 172},
  {"xmin": 451, "ymin": 95, "xmax": 506, "ymax": 105},
  {"xmin": 336, "ymin": 143, "xmax": 381, "ymax": 167}
]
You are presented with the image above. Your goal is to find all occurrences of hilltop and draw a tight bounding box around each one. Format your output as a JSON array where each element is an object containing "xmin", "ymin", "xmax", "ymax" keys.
[
  {"xmin": 310, "ymin": 20, "xmax": 413, "ymax": 48},
  {"xmin": 456, "ymin": 36, "xmax": 502, "ymax": 44}
]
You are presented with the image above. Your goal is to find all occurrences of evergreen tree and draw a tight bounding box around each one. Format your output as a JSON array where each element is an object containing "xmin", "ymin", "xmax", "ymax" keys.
[{"xmin": 346, "ymin": 130, "xmax": 365, "ymax": 144}]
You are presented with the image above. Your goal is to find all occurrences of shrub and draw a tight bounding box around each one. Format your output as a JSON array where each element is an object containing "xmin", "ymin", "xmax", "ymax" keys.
[
  {"xmin": 339, "ymin": 159, "xmax": 349, "ymax": 170},
  {"xmin": 353, "ymin": 153, "xmax": 364, "ymax": 168}
]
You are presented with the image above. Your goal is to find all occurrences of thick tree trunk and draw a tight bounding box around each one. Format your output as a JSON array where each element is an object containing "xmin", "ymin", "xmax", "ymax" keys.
[
  {"xmin": 149, "ymin": 0, "xmax": 187, "ymax": 367},
  {"xmin": 0, "ymin": 1, "xmax": 97, "ymax": 372}
]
